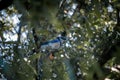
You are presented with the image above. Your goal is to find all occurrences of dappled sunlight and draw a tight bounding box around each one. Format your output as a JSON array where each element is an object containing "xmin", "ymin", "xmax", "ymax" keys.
[
  {"xmin": 3, "ymin": 32, "xmax": 18, "ymax": 41},
  {"xmin": 0, "ymin": 9, "xmax": 21, "ymax": 42},
  {"xmin": 0, "ymin": 0, "xmax": 120, "ymax": 80}
]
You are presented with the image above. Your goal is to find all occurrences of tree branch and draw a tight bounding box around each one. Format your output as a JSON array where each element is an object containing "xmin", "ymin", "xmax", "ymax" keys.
[{"xmin": 116, "ymin": 8, "xmax": 120, "ymax": 26}]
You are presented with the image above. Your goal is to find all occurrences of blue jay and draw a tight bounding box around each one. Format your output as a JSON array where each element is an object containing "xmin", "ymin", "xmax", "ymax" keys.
[
  {"xmin": 39, "ymin": 31, "xmax": 67, "ymax": 60},
  {"xmin": 40, "ymin": 36, "xmax": 67, "ymax": 51},
  {"xmin": 40, "ymin": 31, "xmax": 67, "ymax": 51},
  {"xmin": 40, "ymin": 31, "xmax": 67, "ymax": 60}
]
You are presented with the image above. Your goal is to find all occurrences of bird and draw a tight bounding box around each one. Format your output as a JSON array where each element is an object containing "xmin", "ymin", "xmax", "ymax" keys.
[
  {"xmin": 40, "ymin": 31, "xmax": 67, "ymax": 60},
  {"xmin": 40, "ymin": 36, "xmax": 67, "ymax": 51}
]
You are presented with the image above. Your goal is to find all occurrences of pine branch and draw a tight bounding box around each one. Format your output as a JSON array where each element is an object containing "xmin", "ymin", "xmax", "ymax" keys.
[
  {"xmin": 93, "ymin": 8, "xmax": 120, "ymax": 80},
  {"xmin": 32, "ymin": 28, "xmax": 43, "ymax": 80},
  {"xmin": 63, "ymin": 58, "xmax": 77, "ymax": 80},
  {"xmin": 98, "ymin": 7, "xmax": 120, "ymax": 67}
]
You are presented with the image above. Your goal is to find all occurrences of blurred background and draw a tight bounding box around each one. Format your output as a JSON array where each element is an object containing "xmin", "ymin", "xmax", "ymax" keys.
[{"xmin": 0, "ymin": 0, "xmax": 120, "ymax": 80}]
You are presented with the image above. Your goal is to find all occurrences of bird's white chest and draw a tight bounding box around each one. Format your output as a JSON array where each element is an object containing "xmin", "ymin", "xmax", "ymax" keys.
[{"xmin": 40, "ymin": 41, "xmax": 61, "ymax": 50}]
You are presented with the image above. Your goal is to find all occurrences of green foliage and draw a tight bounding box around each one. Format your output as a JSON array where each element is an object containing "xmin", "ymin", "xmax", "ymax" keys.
[{"xmin": 0, "ymin": 0, "xmax": 120, "ymax": 80}]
